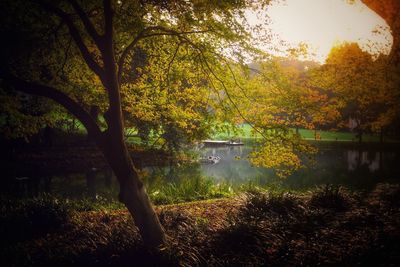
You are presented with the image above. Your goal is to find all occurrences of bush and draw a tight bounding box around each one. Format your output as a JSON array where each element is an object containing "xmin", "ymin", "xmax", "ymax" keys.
[
  {"xmin": 309, "ymin": 184, "xmax": 352, "ymax": 211},
  {"xmin": 212, "ymin": 221, "xmax": 269, "ymax": 266},
  {"xmin": 0, "ymin": 195, "xmax": 70, "ymax": 243},
  {"xmin": 240, "ymin": 191, "xmax": 302, "ymax": 222},
  {"xmin": 368, "ymin": 183, "xmax": 400, "ymax": 208}
]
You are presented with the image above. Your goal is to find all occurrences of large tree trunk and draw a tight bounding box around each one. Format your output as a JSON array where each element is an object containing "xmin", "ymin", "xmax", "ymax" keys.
[
  {"xmin": 2, "ymin": 74, "xmax": 167, "ymax": 247},
  {"xmin": 358, "ymin": 130, "xmax": 363, "ymax": 143},
  {"xmin": 98, "ymin": 10, "xmax": 166, "ymax": 245},
  {"xmin": 2, "ymin": 0, "xmax": 167, "ymax": 249},
  {"xmin": 98, "ymin": 133, "xmax": 166, "ymax": 247}
]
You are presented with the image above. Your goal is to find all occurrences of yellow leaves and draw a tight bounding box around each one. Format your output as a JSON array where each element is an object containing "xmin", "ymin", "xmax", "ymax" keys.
[{"xmin": 249, "ymin": 141, "xmax": 302, "ymax": 178}]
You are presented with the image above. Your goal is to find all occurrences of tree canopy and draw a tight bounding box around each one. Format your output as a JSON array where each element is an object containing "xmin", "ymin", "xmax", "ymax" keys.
[
  {"xmin": 0, "ymin": 0, "xmax": 274, "ymax": 248},
  {"xmin": 1, "ymin": 0, "xmax": 399, "ymax": 248}
]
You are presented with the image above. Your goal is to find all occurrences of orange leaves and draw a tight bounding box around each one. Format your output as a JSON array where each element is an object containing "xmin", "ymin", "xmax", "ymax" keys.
[{"xmin": 312, "ymin": 42, "xmax": 399, "ymax": 134}]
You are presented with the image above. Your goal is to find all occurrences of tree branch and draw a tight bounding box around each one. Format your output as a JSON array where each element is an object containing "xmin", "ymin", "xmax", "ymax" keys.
[
  {"xmin": 103, "ymin": 0, "xmax": 113, "ymax": 40},
  {"xmin": 2, "ymin": 74, "xmax": 102, "ymax": 138},
  {"xmin": 117, "ymin": 26, "xmax": 209, "ymax": 83},
  {"xmin": 68, "ymin": 0, "xmax": 102, "ymax": 45},
  {"xmin": 117, "ymin": 28, "xmax": 149, "ymax": 83},
  {"xmin": 32, "ymin": 0, "xmax": 104, "ymax": 79},
  {"xmin": 198, "ymin": 53, "xmax": 268, "ymax": 140}
]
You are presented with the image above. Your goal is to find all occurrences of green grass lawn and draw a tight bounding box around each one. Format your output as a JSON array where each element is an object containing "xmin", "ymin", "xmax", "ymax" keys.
[
  {"xmin": 212, "ymin": 124, "xmax": 398, "ymax": 143},
  {"xmin": 298, "ymin": 128, "xmax": 357, "ymax": 141},
  {"xmin": 63, "ymin": 121, "xmax": 397, "ymax": 144}
]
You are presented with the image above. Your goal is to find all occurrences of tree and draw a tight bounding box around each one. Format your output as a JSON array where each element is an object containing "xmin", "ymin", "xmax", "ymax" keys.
[
  {"xmin": 121, "ymin": 39, "xmax": 215, "ymax": 151},
  {"xmin": 0, "ymin": 0, "xmax": 265, "ymax": 247},
  {"xmin": 218, "ymin": 58, "xmax": 321, "ymax": 177},
  {"xmin": 309, "ymin": 42, "xmax": 397, "ymax": 142}
]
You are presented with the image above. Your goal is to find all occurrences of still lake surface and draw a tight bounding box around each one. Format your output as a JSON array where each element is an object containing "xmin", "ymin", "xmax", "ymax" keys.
[{"xmin": 3, "ymin": 143, "xmax": 400, "ymax": 199}]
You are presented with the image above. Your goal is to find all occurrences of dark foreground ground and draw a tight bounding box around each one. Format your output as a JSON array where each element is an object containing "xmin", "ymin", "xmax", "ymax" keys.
[{"xmin": 1, "ymin": 183, "xmax": 400, "ymax": 267}]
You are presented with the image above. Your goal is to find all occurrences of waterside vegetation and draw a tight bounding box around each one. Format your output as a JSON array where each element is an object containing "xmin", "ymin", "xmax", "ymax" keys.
[{"xmin": 1, "ymin": 183, "xmax": 399, "ymax": 266}]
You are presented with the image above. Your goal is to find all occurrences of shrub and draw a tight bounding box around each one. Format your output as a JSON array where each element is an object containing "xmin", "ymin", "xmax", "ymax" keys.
[
  {"xmin": 368, "ymin": 183, "xmax": 400, "ymax": 208},
  {"xmin": 212, "ymin": 221, "xmax": 268, "ymax": 266},
  {"xmin": 0, "ymin": 195, "xmax": 70, "ymax": 243},
  {"xmin": 240, "ymin": 191, "xmax": 301, "ymax": 222},
  {"xmin": 309, "ymin": 184, "xmax": 352, "ymax": 211}
]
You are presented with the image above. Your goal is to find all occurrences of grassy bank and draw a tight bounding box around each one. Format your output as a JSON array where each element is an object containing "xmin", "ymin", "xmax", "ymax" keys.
[
  {"xmin": 0, "ymin": 176, "xmax": 276, "ymax": 213},
  {"xmin": 212, "ymin": 124, "xmax": 400, "ymax": 143},
  {"xmin": 1, "ymin": 183, "xmax": 399, "ymax": 266}
]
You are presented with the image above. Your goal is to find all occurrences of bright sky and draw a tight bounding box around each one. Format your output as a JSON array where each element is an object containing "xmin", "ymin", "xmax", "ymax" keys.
[{"xmin": 246, "ymin": 0, "xmax": 393, "ymax": 63}]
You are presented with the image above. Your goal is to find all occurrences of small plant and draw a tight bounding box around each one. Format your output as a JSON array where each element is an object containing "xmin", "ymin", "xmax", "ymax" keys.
[
  {"xmin": 158, "ymin": 209, "xmax": 195, "ymax": 230},
  {"xmin": 149, "ymin": 176, "xmax": 234, "ymax": 205},
  {"xmin": 239, "ymin": 191, "xmax": 301, "ymax": 222},
  {"xmin": 68, "ymin": 195, "xmax": 123, "ymax": 211},
  {"xmin": 309, "ymin": 184, "xmax": 352, "ymax": 211}
]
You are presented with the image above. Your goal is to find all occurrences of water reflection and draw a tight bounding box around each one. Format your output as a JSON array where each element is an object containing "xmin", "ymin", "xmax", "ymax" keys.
[
  {"xmin": 347, "ymin": 150, "xmax": 381, "ymax": 172},
  {"xmin": 2, "ymin": 145, "xmax": 400, "ymax": 199},
  {"xmin": 199, "ymin": 146, "xmax": 265, "ymax": 184},
  {"xmin": 197, "ymin": 145, "xmax": 399, "ymax": 190}
]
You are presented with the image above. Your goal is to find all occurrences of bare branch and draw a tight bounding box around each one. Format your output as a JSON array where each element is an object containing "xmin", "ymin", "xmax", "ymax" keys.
[
  {"xmin": 68, "ymin": 0, "xmax": 102, "ymax": 45},
  {"xmin": 200, "ymin": 60, "xmax": 231, "ymax": 115},
  {"xmin": 2, "ymin": 74, "xmax": 102, "ymax": 138},
  {"xmin": 216, "ymin": 54, "xmax": 255, "ymax": 101},
  {"xmin": 166, "ymin": 42, "xmax": 182, "ymax": 86},
  {"xmin": 56, "ymin": 37, "xmax": 73, "ymax": 77},
  {"xmin": 32, "ymin": 0, "xmax": 104, "ymax": 79}
]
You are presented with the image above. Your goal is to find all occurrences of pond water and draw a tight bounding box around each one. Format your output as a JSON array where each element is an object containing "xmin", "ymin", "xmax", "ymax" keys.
[
  {"xmin": 196, "ymin": 145, "xmax": 400, "ymax": 190},
  {"xmin": 2, "ymin": 144, "xmax": 400, "ymax": 200}
]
